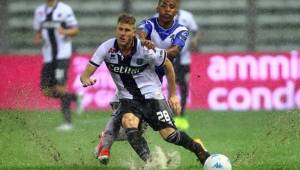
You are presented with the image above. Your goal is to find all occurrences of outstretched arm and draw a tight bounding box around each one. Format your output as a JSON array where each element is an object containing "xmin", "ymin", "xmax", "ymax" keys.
[
  {"xmin": 138, "ymin": 29, "xmax": 181, "ymax": 59},
  {"xmin": 164, "ymin": 58, "xmax": 181, "ymax": 114},
  {"xmin": 165, "ymin": 45, "xmax": 181, "ymax": 59},
  {"xmin": 80, "ymin": 64, "xmax": 97, "ymax": 87},
  {"xmin": 137, "ymin": 29, "xmax": 155, "ymax": 49}
]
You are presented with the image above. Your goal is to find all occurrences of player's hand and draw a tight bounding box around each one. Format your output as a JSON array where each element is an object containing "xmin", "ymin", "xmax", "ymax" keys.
[
  {"xmin": 141, "ymin": 40, "xmax": 155, "ymax": 49},
  {"xmin": 168, "ymin": 95, "xmax": 181, "ymax": 115},
  {"xmin": 80, "ymin": 77, "xmax": 96, "ymax": 87},
  {"xmin": 57, "ymin": 27, "xmax": 66, "ymax": 35},
  {"xmin": 34, "ymin": 33, "xmax": 42, "ymax": 45}
]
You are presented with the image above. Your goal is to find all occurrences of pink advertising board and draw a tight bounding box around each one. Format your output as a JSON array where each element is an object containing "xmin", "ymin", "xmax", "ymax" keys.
[
  {"xmin": 1, "ymin": 51, "xmax": 300, "ymax": 111},
  {"xmin": 190, "ymin": 51, "xmax": 300, "ymax": 110},
  {"xmin": 0, "ymin": 54, "xmax": 168, "ymax": 110}
]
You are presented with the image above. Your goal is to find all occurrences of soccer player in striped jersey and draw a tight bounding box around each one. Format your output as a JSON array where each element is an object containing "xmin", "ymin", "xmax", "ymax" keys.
[
  {"xmin": 33, "ymin": 0, "xmax": 82, "ymax": 131},
  {"xmin": 81, "ymin": 14, "xmax": 210, "ymax": 166},
  {"xmin": 95, "ymin": 0, "xmax": 210, "ymax": 165}
]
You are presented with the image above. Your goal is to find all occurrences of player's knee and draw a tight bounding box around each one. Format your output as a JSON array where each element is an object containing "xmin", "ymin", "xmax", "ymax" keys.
[
  {"xmin": 159, "ymin": 127, "xmax": 176, "ymax": 139},
  {"xmin": 121, "ymin": 113, "xmax": 139, "ymax": 128},
  {"xmin": 164, "ymin": 130, "xmax": 180, "ymax": 145},
  {"xmin": 54, "ymin": 85, "xmax": 66, "ymax": 93},
  {"xmin": 42, "ymin": 88, "xmax": 53, "ymax": 97}
]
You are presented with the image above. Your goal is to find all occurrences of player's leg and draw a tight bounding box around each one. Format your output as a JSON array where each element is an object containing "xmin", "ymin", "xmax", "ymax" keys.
[
  {"xmin": 43, "ymin": 60, "xmax": 80, "ymax": 129},
  {"xmin": 55, "ymin": 84, "xmax": 73, "ymax": 128},
  {"xmin": 109, "ymin": 101, "xmax": 128, "ymax": 141},
  {"xmin": 120, "ymin": 100, "xmax": 150, "ymax": 162},
  {"xmin": 96, "ymin": 103, "xmax": 122, "ymax": 164},
  {"xmin": 96, "ymin": 116, "xmax": 117, "ymax": 164},
  {"xmin": 96, "ymin": 100, "xmax": 149, "ymax": 164},
  {"xmin": 147, "ymin": 99, "xmax": 210, "ymax": 166},
  {"xmin": 178, "ymin": 65, "xmax": 190, "ymax": 115},
  {"xmin": 40, "ymin": 63, "xmax": 70, "ymax": 129},
  {"xmin": 160, "ymin": 127, "xmax": 209, "ymax": 165},
  {"xmin": 96, "ymin": 113, "xmax": 149, "ymax": 164},
  {"xmin": 174, "ymin": 64, "xmax": 190, "ymax": 130},
  {"xmin": 55, "ymin": 60, "xmax": 78, "ymax": 129},
  {"xmin": 41, "ymin": 61, "xmax": 77, "ymax": 100},
  {"xmin": 114, "ymin": 118, "xmax": 148, "ymax": 141}
]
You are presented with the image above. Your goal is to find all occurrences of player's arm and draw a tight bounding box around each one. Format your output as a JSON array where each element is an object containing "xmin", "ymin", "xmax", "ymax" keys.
[
  {"xmin": 137, "ymin": 29, "xmax": 155, "ymax": 49},
  {"xmin": 166, "ymin": 45, "xmax": 181, "ymax": 59},
  {"xmin": 164, "ymin": 58, "xmax": 181, "ymax": 114},
  {"xmin": 34, "ymin": 31, "xmax": 43, "ymax": 45},
  {"xmin": 81, "ymin": 41, "xmax": 107, "ymax": 87},
  {"xmin": 57, "ymin": 27, "xmax": 79, "ymax": 37},
  {"xmin": 80, "ymin": 63, "xmax": 97, "ymax": 87},
  {"xmin": 167, "ymin": 29, "xmax": 190, "ymax": 59},
  {"xmin": 33, "ymin": 8, "xmax": 42, "ymax": 45},
  {"xmin": 137, "ymin": 29, "xmax": 180, "ymax": 57},
  {"xmin": 190, "ymin": 31, "xmax": 201, "ymax": 51},
  {"xmin": 58, "ymin": 7, "xmax": 79, "ymax": 37}
]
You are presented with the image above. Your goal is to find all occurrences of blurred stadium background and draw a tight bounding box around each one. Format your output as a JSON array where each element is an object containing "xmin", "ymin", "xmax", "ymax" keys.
[
  {"xmin": 1, "ymin": 0, "xmax": 300, "ymax": 170},
  {"xmin": 1, "ymin": 0, "xmax": 300, "ymax": 53}
]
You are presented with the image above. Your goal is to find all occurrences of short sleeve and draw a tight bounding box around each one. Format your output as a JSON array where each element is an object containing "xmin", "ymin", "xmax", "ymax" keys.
[
  {"xmin": 172, "ymin": 29, "xmax": 189, "ymax": 49},
  {"xmin": 64, "ymin": 6, "xmax": 78, "ymax": 28},
  {"xmin": 33, "ymin": 8, "xmax": 41, "ymax": 31},
  {"xmin": 187, "ymin": 13, "xmax": 198, "ymax": 32},
  {"xmin": 137, "ymin": 19, "xmax": 152, "ymax": 37},
  {"xmin": 89, "ymin": 44, "xmax": 107, "ymax": 67}
]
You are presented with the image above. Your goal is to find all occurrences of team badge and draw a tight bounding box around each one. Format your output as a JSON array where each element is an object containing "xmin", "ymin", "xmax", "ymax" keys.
[
  {"xmin": 179, "ymin": 30, "xmax": 189, "ymax": 41},
  {"xmin": 110, "ymin": 54, "xmax": 116, "ymax": 59},
  {"xmin": 170, "ymin": 34, "xmax": 175, "ymax": 43}
]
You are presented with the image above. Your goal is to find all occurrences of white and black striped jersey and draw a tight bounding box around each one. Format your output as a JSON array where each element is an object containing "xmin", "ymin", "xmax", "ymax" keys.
[
  {"xmin": 90, "ymin": 37, "xmax": 167, "ymax": 100},
  {"xmin": 33, "ymin": 1, "xmax": 78, "ymax": 63}
]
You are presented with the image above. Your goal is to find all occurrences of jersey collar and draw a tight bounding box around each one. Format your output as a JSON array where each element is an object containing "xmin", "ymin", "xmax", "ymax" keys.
[
  {"xmin": 113, "ymin": 37, "xmax": 138, "ymax": 58},
  {"xmin": 154, "ymin": 17, "xmax": 177, "ymax": 40}
]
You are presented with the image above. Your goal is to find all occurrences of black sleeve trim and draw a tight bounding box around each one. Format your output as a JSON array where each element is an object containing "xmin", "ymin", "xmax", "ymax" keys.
[{"xmin": 89, "ymin": 60, "xmax": 100, "ymax": 67}]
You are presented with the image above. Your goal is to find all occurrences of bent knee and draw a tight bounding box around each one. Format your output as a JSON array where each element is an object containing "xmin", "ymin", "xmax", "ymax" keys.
[
  {"xmin": 122, "ymin": 113, "xmax": 139, "ymax": 128},
  {"xmin": 159, "ymin": 127, "xmax": 176, "ymax": 139},
  {"xmin": 41, "ymin": 88, "xmax": 53, "ymax": 97}
]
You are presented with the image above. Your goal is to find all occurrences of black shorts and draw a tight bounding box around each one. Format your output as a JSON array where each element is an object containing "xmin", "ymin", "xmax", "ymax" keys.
[
  {"xmin": 119, "ymin": 99, "xmax": 176, "ymax": 131},
  {"xmin": 40, "ymin": 59, "xmax": 70, "ymax": 89}
]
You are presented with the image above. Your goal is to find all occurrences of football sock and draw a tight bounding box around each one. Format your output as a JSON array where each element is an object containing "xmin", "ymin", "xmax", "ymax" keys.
[
  {"xmin": 61, "ymin": 96, "xmax": 72, "ymax": 123},
  {"xmin": 165, "ymin": 130, "xmax": 209, "ymax": 165},
  {"xmin": 125, "ymin": 128, "xmax": 150, "ymax": 162},
  {"xmin": 101, "ymin": 117, "xmax": 119, "ymax": 149},
  {"xmin": 52, "ymin": 91, "xmax": 77, "ymax": 102},
  {"xmin": 60, "ymin": 93, "xmax": 76, "ymax": 124}
]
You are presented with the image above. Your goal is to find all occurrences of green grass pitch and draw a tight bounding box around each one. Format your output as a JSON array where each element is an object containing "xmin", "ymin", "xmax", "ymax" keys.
[{"xmin": 0, "ymin": 109, "xmax": 299, "ymax": 170}]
